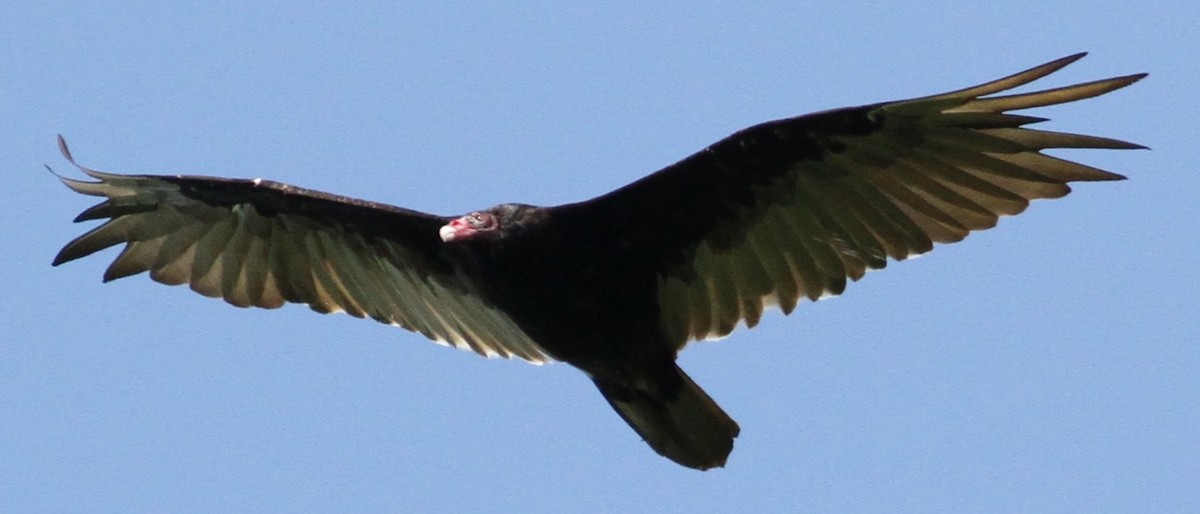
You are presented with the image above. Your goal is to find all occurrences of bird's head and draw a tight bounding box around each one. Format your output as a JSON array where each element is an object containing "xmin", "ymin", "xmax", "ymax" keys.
[{"xmin": 439, "ymin": 203, "xmax": 547, "ymax": 243}]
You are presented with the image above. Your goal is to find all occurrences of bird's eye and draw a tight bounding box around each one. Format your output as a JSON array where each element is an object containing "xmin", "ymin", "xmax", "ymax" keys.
[{"xmin": 467, "ymin": 212, "xmax": 493, "ymax": 228}]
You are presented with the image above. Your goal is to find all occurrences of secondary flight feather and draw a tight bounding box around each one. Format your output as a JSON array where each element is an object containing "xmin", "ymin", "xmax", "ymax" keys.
[{"xmin": 51, "ymin": 53, "xmax": 1145, "ymax": 470}]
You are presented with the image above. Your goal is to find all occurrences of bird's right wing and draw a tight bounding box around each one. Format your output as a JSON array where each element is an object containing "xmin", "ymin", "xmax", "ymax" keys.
[
  {"xmin": 51, "ymin": 137, "xmax": 549, "ymax": 363},
  {"xmin": 554, "ymin": 54, "xmax": 1144, "ymax": 348}
]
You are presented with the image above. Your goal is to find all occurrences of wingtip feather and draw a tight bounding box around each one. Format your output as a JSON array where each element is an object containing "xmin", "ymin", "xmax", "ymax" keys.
[
  {"xmin": 920, "ymin": 53, "xmax": 1089, "ymax": 103},
  {"xmin": 57, "ymin": 134, "xmax": 74, "ymax": 164}
]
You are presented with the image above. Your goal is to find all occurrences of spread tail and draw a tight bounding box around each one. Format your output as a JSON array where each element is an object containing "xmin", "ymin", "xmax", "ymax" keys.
[{"xmin": 593, "ymin": 364, "xmax": 740, "ymax": 470}]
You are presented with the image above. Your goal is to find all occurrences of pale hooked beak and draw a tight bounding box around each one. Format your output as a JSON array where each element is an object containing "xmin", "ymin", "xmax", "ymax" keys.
[{"xmin": 439, "ymin": 223, "xmax": 458, "ymax": 242}]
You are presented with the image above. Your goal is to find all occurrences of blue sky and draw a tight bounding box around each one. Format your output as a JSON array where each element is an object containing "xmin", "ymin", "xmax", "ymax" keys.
[{"xmin": 3, "ymin": 2, "xmax": 1196, "ymax": 512}]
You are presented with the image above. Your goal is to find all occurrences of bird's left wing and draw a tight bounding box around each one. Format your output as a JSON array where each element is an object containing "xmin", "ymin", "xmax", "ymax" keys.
[
  {"xmin": 51, "ymin": 137, "xmax": 548, "ymax": 362},
  {"xmin": 552, "ymin": 54, "xmax": 1145, "ymax": 348}
]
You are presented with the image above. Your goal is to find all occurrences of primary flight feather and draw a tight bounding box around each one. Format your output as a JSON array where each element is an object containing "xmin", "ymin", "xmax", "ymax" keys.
[{"xmin": 51, "ymin": 53, "xmax": 1145, "ymax": 470}]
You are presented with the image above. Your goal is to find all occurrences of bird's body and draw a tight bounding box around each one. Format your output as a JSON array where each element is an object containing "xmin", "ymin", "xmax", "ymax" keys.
[
  {"xmin": 50, "ymin": 54, "xmax": 1144, "ymax": 470},
  {"xmin": 442, "ymin": 206, "xmax": 740, "ymax": 467}
]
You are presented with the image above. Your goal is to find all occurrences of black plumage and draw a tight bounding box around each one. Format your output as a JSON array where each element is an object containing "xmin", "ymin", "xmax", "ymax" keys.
[{"xmin": 51, "ymin": 54, "xmax": 1144, "ymax": 469}]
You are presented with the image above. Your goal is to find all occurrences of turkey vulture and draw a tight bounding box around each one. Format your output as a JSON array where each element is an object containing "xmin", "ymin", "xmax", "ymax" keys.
[{"xmin": 51, "ymin": 54, "xmax": 1144, "ymax": 470}]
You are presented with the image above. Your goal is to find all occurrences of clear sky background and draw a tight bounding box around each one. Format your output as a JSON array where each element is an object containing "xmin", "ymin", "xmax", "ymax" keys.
[{"xmin": 2, "ymin": 2, "xmax": 1195, "ymax": 513}]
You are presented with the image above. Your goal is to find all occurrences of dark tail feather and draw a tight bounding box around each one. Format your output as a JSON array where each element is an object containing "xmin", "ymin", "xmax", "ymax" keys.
[{"xmin": 593, "ymin": 364, "xmax": 740, "ymax": 470}]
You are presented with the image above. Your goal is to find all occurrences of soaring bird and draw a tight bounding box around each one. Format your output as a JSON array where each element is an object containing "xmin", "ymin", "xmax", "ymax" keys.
[{"xmin": 51, "ymin": 54, "xmax": 1144, "ymax": 470}]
